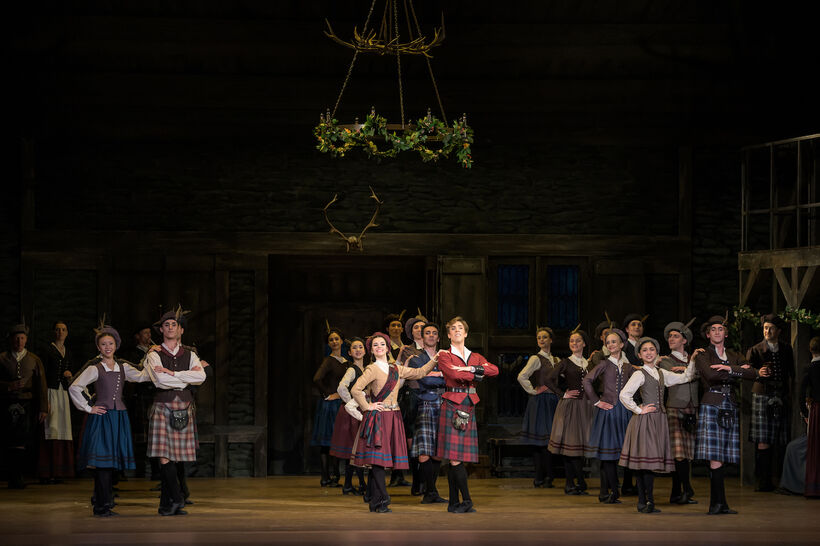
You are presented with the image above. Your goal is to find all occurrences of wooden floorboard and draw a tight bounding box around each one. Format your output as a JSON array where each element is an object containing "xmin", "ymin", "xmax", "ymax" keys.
[{"xmin": 0, "ymin": 476, "xmax": 816, "ymax": 544}]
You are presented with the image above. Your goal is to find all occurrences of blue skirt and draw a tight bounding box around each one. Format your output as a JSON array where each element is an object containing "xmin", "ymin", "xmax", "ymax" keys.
[
  {"xmin": 585, "ymin": 402, "xmax": 631, "ymax": 461},
  {"xmin": 311, "ymin": 398, "xmax": 343, "ymax": 447},
  {"xmin": 78, "ymin": 409, "xmax": 135, "ymax": 470},
  {"xmin": 521, "ymin": 392, "xmax": 559, "ymax": 446}
]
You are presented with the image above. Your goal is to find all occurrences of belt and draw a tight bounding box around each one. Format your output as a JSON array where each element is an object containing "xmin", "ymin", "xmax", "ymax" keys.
[
  {"xmin": 708, "ymin": 385, "xmax": 732, "ymax": 397},
  {"xmin": 446, "ymin": 387, "xmax": 476, "ymax": 394}
]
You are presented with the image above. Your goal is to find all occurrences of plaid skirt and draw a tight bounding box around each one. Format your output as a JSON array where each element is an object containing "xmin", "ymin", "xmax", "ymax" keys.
[
  {"xmin": 548, "ymin": 398, "xmax": 595, "ymax": 457},
  {"xmin": 311, "ymin": 398, "xmax": 343, "ymax": 447},
  {"xmin": 585, "ymin": 402, "xmax": 631, "ymax": 461},
  {"xmin": 147, "ymin": 400, "xmax": 198, "ymax": 462},
  {"xmin": 352, "ymin": 410, "xmax": 409, "ymax": 469},
  {"xmin": 695, "ymin": 400, "xmax": 740, "ymax": 464},
  {"xmin": 667, "ymin": 407, "xmax": 697, "ymax": 460},
  {"xmin": 436, "ymin": 398, "xmax": 479, "ymax": 463},
  {"xmin": 521, "ymin": 392, "xmax": 559, "ymax": 447},
  {"xmin": 749, "ymin": 393, "xmax": 789, "ymax": 445},
  {"xmin": 329, "ymin": 404, "xmax": 360, "ymax": 459},
  {"xmin": 410, "ymin": 399, "xmax": 440, "ymax": 457}
]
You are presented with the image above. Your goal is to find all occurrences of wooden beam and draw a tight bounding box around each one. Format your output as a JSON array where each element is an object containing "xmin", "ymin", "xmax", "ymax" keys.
[
  {"xmin": 773, "ymin": 267, "xmax": 795, "ymax": 308},
  {"xmin": 739, "ymin": 268, "xmax": 759, "ymax": 307},
  {"xmin": 253, "ymin": 267, "xmax": 269, "ymax": 477},
  {"xmin": 795, "ymin": 266, "xmax": 817, "ymax": 308},
  {"xmin": 738, "ymin": 247, "xmax": 820, "ymax": 270}
]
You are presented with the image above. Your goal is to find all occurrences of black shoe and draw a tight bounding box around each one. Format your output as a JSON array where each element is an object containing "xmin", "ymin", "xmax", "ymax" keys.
[
  {"xmin": 421, "ymin": 493, "xmax": 448, "ymax": 504},
  {"xmin": 363, "ymin": 493, "xmax": 371, "ymax": 503},
  {"xmin": 577, "ymin": 480, "xmax": 588, "ymax": 492},
  {"xmin": 184, "ymin": 499, "xmax": 194, "ymax": 505},
  {"xmin": 389, "ymin": 478, "xmax": 411, "ymax": 487},
  {"xmin": 774, "ymin": 487, "xmax": 797, "ymax": 496},
  {"xmin": 574, "ymin": 485, "xmax": 589, "ymax": 495},
  {"xmin": 637, "ymin": 502, "xmax": 647, "ymax": 512},
  {"xmin": 544, "ymin": 478, "xmax": 554, "ymax": 488},
  {"xmin": 708, "ymin": 503, "xmax": 737, "ymax": 515},
  {"xmin": 320, "ymin": 479, "xmax": 330, "ymax": 487},
  {"xmin": 93, "ymin": 509, "xmax": 116, "ymax": 517},
  {"xmin": 533, "ymin": 479, "xmax": 545, "ymax": 488},
  {"xmin": 598, "ymin": 493, "xmax": 610, "ymax": 503},
  {"xmin": 621, "ymin": 485, "xmax": 638, "ymax": 496},
  {"xmin": 669, "ymin": 494, "xmax": 683, "ymax": 504},
  {"xmin": 604, "ymin": 493, "xmax": 621, "ymax": 504},
  {"xmin": 375, "ymin": 503, "xmax": 392, "ymax": 513},
  {"xmin": 158, "ymin": 502, "xmax": 185, "ymax": 516},
  {"xmin": 719, "ymin": 504, "xmax": 737, "ymax": 514},
  {"xmin": 640, "ymin": 502, "xmax": 660, "ymax": 514},
  {"xmin": 447, "ymin": 503, "xmax": 460, "ymax": 513},
  {"xmin": 342, "ymin": 486, "xmax": 356, "ymax": 495},
  {"xmin": 564, "ymin": 486, "xmax": 581, "ymax": 495},
  {"xmin": 454, "ymin": 500, "xmax": 476, "ymax": 513},
  {"xmin": 675, "ymin": 492, "xmax": 698, "ymax": 505}
]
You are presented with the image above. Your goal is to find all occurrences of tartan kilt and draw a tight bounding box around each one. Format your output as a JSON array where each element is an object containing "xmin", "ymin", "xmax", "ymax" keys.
[
  {"xmin": 436, "ymin": 398, "xmax": 479, "ymax": 463},
  {"xmin": 749, "ymin": 393, "xmax": 789, "ymax": 445},
  {"xmin": 695, "ymin": 400, "xmax": 740, "ymax": 464},
  {"xmin": 147, "ymin": 400, "xmax": 198, "ymax": 462},
  {"xmin": 352, "ymin": 410, "xmax": 409, "ymax": 469},
  {"xmin": 410, "ymin": 399, "xmax": 440, "ymax": 458},
  {"xmin": 329, "ymin": 404, "xmax": 360, "ymax": 459},
  {"xmin": 521, "ymin": 392, "xmax": 559, "ymax": 447},
  {"xmin": 667, "ymin": 407, "xmax": 697, "ymax": 461}
]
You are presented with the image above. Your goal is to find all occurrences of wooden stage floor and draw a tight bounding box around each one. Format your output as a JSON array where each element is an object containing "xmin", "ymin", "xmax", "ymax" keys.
[{"xmin": 0, "ymin": 476, "xmax": 816, "ymax": 545}]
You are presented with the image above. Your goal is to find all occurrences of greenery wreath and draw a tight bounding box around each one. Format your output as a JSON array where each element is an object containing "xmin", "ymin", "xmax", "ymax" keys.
[
  {"xmin": 727, "ymin": 305, "xmax": 820, "ymax": 351},
  {"xmin": 314, "ymin": 111, "xmax": 474, "ymax": 168}
]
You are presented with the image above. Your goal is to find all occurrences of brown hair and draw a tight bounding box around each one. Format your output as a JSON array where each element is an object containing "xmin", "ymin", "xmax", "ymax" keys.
[
  {"xmin": 810, "ymin": 336, "xmax": 820, "ymax": 355},
  {"xmin": 446, "ymin": 316, "xmax": 469, "ymax": 335}
]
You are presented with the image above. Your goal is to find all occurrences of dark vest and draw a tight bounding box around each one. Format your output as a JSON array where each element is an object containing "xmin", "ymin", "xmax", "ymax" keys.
[
  {"xmin": 94, "ymin": 361, "xmax": 127, "ymax": 410},
  {"xmin": 153, "ymin": 347, "xmax": 194, "ymax": 403},
  {"xmin": 531, "ymin": 354, "xmax": 555, "ymax": 391}
]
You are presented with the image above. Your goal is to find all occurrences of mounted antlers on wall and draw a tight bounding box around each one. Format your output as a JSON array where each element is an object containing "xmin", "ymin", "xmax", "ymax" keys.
[{"xmin": 323, "ymin": 186, "xmax": 383, "ymax": 252}]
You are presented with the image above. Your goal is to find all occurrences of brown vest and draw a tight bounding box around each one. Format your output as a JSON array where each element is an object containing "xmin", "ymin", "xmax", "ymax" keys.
[
  {"xmin": 94, "ymin": 361, "xmax": 127, "ymax": 410},
  {"xmin": 531, "ymin": 354, "xmax": 555, "ymax": 391},
  {"xmin": 153, "ymin": 347, "xmax": 194, "ymax": 403}
]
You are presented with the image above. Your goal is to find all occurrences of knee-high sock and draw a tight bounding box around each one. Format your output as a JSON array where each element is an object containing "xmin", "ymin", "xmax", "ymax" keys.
[
  {"xmin": 343, "ymin": 460, "xmax": 354, "ymax": 489},
  {"xmin": 369, "ymin": 465, "xmax": 387, "ymax": 509},
  {"xmin": 599, "ymin": 461, "xmax": 611, "ymax": 496},
  {"xmin": 447, "ymin": 465, "xmax": 460, "ymax": 506},
  {"xmin": 572, "ymin": 457, "xmax": 586, "ymax": 488},
  {"xmin": 93, "ymin": 468, "xmax": 113, "ymax": 512},
  {"xmin": 563, "ymin": 455, "xmax": 577, "ymax": 487},
  {"xmin": 671, "ymin": 461, "xmax": 682, "ymax": 498},
  {"xmin": 601, "ymin": 461, "xmax": 617, "ymax": 495},
  {"xmin": 319, "ymin": 449, "xmax": 330, "ymax": 483},
  {"xmin": 454, "ymin": 463, "xmax": 471, "ymax": 502},
  {"xmin": 710, "ymin": 465, "xmax": 724, "ymax": 506},
  {"xmin": 410, "ymin": 457, "xmax": 421, "ymax": 489},
  {"xmin": 162, "ymin": 461, "xmax": 183, "ymax": 505},
  {"xmin": 356, "ymin": 466, "xmax": 365, "ymax": 488},
  {"xmin": 757, "ymin": 448, "xmax": 773, "ymax": 487},
  {"xmin": 636, "ymin": 469, "xmax": 647, "ymax": 506},
  {"xmin": 543, "ymin": 448, "xmax": 553, "ymax": 480},
  {"xmin": 330, "ymin": 456, "xmax": 340, "ymax": 481},
  {"xmin": 430, "ymin": 459, "xmax": 442, "ymax": 495},
  {"xmin": 676, "ymin": 459, "xmax": 693, "ymax": 496},
  {"xmin": 176, "ymin": 462, "xmax": 189, "ymax": 500},
  {"xmin": 421, "ymin": 460, "xmax": 433, "ymax": 494},
  {"xmin": 533, "ymin": 447, "xmax": 544, "ymax": 482},
  {"xmin": 623, "ymin": 467, "xmax": 634, "ymax": 488},
  {"xmin": 643, "ymin": 472, "xmax": 655, "ymax": 504}
]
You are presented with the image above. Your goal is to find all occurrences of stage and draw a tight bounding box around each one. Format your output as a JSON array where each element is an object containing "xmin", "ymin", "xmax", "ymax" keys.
[{"xmin": 0, "ymin": 476, "xmax": 815, "ymax": 545}]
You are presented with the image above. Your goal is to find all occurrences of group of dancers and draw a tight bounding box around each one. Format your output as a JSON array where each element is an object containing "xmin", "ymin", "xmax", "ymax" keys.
[
  {"xmin": 0, "ymin": 308, "xmax": 207, "ymax": 517},
  {"xmin": 314, "ymin": 311, "xmax": 820, "ymax": 515},
  {"xmin": 312, "ymin": 313, "xmax": 498, "ymax": 513}
]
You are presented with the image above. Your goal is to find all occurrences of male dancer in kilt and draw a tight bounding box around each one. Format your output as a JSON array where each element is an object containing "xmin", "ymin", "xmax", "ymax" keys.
[
  {"xmin": 658, "ymin": 320, "xmax": 702, "ymax": 505},
  {"xmin": 746, "ymin": 313, "xmax": 794, "ymax": 492},
  {"xmin": 408, "ymin": 322, "xmax": 448, "ymax": 504},
  {"xmin": 436, "ymin": 317, "xmax": 499, "ymax": 513},
  {"xmin": 694, "ymin": 315, "xmax": 758, "ymax": 515},
  {"xmin": 144, "ymin": 309, "xmax": 206, "ymax": 516}
]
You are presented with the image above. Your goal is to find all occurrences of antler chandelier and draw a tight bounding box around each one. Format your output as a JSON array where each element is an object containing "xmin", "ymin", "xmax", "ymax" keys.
[{"xmin": 314, "ymin": 0, "xmax": 474, "ymax": 168}]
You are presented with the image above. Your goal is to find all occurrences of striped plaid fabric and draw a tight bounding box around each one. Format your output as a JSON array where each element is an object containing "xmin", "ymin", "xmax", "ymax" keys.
[
  {"xmin": 410, "ymin": 399, "xmax": 440, "ymax": 457},
  {"xmin": 749, "ymin": 393, "xmax": 789, "ymax": 445},
  {"xmin": 147, "ymin": 400, "xmax": 198, "ymax": 462},
  {"xmin": 695, "ymin": 400, "xmax": 739, "ymax": 463},
  {"xmin": 667, "ymin": 407, "xmax": 696, "ymax": 460},
  {"xmin": 435, "ymin": 399, "xmax": 479, "ymax": 463}
]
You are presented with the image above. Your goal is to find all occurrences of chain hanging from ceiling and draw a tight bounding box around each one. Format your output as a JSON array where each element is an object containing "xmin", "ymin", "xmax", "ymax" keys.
[{"xmin": 314, "ymin": 0, "xmax": 474, "ymax": 168}]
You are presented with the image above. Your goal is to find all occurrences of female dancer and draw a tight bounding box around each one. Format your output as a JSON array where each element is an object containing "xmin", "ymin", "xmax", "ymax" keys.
[
  {"xmin": 311, "ymin": 327, "xmax": 348, "ymax": 486},
  {"xmin": 518, "ymin": 327, "xmax": 561, "ymax": 487},
  {"xmin": 619, "ymin": 337, "xmax": 695, "ymax": 513},
  {"xmin": 545, "ymin": 329, "xmax": 596, "ymax": 495},
  {"xmin": 583, "ymin": 328, "xmax": 634, "ymax": 504},
  {"xmin": 351, "ymin": 332, "xmax": 438, "ymax": 512},
  {"xmin": 38, "ymin": 321, "xmax": 76, "ymax": 482},
  {"xmin": 329, "ymin": 337, "xmax": 367, "ymax": 494},
  {"xmin": 68, "ymin": 324, "xmax": 150, "ymax": 516}
]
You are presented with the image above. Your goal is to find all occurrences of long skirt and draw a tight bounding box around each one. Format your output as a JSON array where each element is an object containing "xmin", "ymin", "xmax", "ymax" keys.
[
  {"xmin": 329, "ymin": 404, "xmax": 360, "ymax": 459},
  {"xmin": 695, "ymin": 400, "xmax": 740, "ymax": 464},
  {"xmin": 436, "ymin": 398, "xmax": 479, "ymax": 463},
  {"xmin": 749, "ymin": 393, "xmax": 789, "ymax": 445},
  {"xmin": 410, "ymin": 399, "xmax": 440, "ymax": 458},
  {"xmin": 585, "ymin": 402, "xmax": 631, "ymax": 461},
  {"xmin": 667, "ymin": 407, "xmax": 697, "ymax": 460},
  {"xmin": 352, "ymin": 410, "xmax": 409, "ymax": 469},
  {"xmin": 779, "ymin": 435, "xmax": 807, "ymax": 494},
  {"xmin": 78, "ymin": 409, "xmax": 135, "ymax": 470},
  {"xmin": 521, "ymin": 392, "xmax": 559, "ymax": 447},
  {"xmin": 310, "ymin": 398, "xmax": 343, "ymax": 447},
  {"xmin": 619, "ymin": 411, "xmax": 675, "ymax": 472},
  {"xmin": 147, "ymin": 400, "xmax": 198, "ymax": 462},
  {"xmin": 806, "ymin": 402, "xmax": 820, "ymax": 497},
  {"xmin": 549, "ymin": 398, "xmax": 595, "ymax": 457}
]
